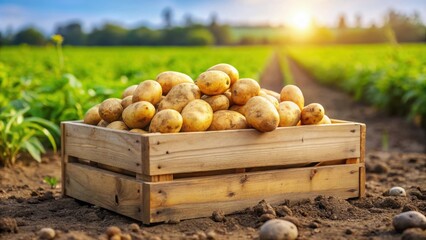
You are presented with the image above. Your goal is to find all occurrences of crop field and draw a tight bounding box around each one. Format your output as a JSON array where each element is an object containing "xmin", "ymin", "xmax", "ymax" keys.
[
  {"xmin": 285, "ymin": 44, "xmax": 426, "ymax": 124},
  {"xmin": 0, "ymin": 46, "xmax": 272, "ymax": 124}
]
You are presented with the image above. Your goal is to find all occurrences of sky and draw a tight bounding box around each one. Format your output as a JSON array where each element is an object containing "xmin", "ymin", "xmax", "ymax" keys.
[{"xmin": 0, "ymin": 0, "xmax": 425, "ymax": 34}]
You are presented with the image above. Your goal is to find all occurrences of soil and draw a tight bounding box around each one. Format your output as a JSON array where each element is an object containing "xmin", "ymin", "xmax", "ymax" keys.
[{"xmin": 1, "ymin": 56, "xmax": 425, "ymax": 240}]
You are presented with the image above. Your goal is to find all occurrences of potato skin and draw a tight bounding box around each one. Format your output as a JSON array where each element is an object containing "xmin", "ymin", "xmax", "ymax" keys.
[
  {"xmin": 156, "ymin": 71, "xmax": 193, "ymax": 95},
  {"xmin": 231, "ymin": 78, "xmax": 260, "ymax": 105},
  {"xmin": 97, "ymin": 119, "xmax": 109, "ymax": 127},
  {"xmin": 149, "ymin": 109, "xmax": 183, "ymax": 133},
  {"xmin": 181, "ymin": 99, "xmax": 213, "ymax": 132},
  {"xmin": 196, "ymin": 70, "xmax": 230, "ymax": 95},
  {"xmin": 202, "ymin": 94, "xmax": 230, "ymax": 112},
  {"xmin": 208, "ymin": 63, "xmax": 239, "ymax": 85},
  {"xmin": 106, "ymin": 121, "xmax": 129, "ymax": 131},
  {"xmin": 129, "ymin": 128, "xmax": 148, "ymax": 134},
  {"xmin": 319, "ymin": 114, "xmax": 332, "ymax": 124},
  {"xmin": 98, "ymin": 98, "xmax": 123, "ymax": 123},
  {"xmin": 261, "ymin": 88, "xmax": 280, "ymax": 102},
  {"xmin": 301, "ymin": 103, "xmax": 325, "ymax": 125},
  {"xmin": 122, "ymin": 101, "xmax": 156, "ymax": 129},
  {"xmin": 121, "ymin": 95, "xmax": 133, "ymax": 109},
  {"xmin": 157, "ymin": 83, "xmax": 201, "ymax": 112},
  {"xmin": 278, "ymin": 101, "xmax": 301, "ymax": 127},
  {"xmin": 83, "ymin": 104, "xmax": 102, "ymax": 125},
  {"xmin": 280, "ymin": 85, "xmax": 304, "ymax": 110},
  {"xmin": 229, "ymin": 104, "xmax": 246, "ymax": 115},
  {"xmin": 208, "ymin": 110, "xmax": 247, "ymax": 131},
  {"xmin": 245, "ymin": 96, "xmax": 279, "ymax": 132},
  {"xmin": 121, "ymin": 85, "xmax": 138, "ymax": 99},
  {"xmin": 132, "ymin": 80, "xmax": 163, "ymax": 105},
  {"xmin": 223, "ymin": 89, "xmax": 233, "ymax": 106},
  {"xmin": 262, "ymin": 94, "xmax": 280, "ymax": 110}
]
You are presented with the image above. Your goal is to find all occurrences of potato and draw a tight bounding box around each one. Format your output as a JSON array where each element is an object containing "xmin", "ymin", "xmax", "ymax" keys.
[
  {"xmin": 106, "ymin": 121, "xmax": 129, "ymax": 131},
  {"xmin": 122, "ymin": 101, "xmax": 156, "ymax": 129},
  {"xmin": 129, "ymin": 128, "xmax": 148, "ymax": 134},
  {"xmin": 181, "ymin": 99, "xmax": 213, "ymax": 132},
  {"xmin": 149, "ymin": 109, "xmax": 183, "ymax": 133},
  {"xmin": 244, "ymin": 96, "xmax": 279, "ymax": 132},
  {"xmin": 280, "ymin": 85, "xmax": 304, "ymax": 110},
  {"xmin": 278, "ymin": 101, "xmax": 301, "ymax": 127},
  {"xmin": 121, "ymin": 95, "xmax": 133, "ymax": 109},
  {"xmin": 319, "ymin": 115, "xmax": 332, "ymax": 124},
  {"xmin": 157, "ymin": 83, "xmax": 201, "ymax": 112},
  {"xmin": 223, "ymin": 89, "xmax": 233, "ymax": 106},
  {"xmin": 97, "ymin": 119, "xmax": 109, "ymax": 127},
  {"xmin": 207, "ymin": 63, "xmax": 239, "ymax": 85},
  {"xmin": 208, "ymin": 110, "xmax": 247, "ymax": 131},
  {"xmin": 229, "ymin": 104, "xmax": 246, "ymax": 115},
  {"xmin": 301, "ymin": 103, "xmax": 325, "ymax": 125},
  {"xmin": 262, "ymin": 88, "xmax": 280, "ymax": 102},
  {"xmin": 156, "ymin": 71, "xmax": 193, "ymax": 95},
  {"xmin": 99, "ymin": 98, "xmax": 123, "ymax": 123},
  {"xmin": 132, "ymin": 80, "xmax": 162, "ymax": 105},
  {"xmin": 121, "ymin": 85, "xmax": 137, "ymax": 99},
  {"xmin": 262, "ymin": 94, "xmax": 279, "ymax": 110},
  {"xmin": 231, "ymin": 78, "xmax": 260, "ymax": 105},
  {"xmin": 202, "ymin": 94, "xmax": 230, "ymax": 112},
  {"xmin": 83, "ymin": 104, "xmax": 101, "ymax": 125},
  {"xmin": 196, "ymin": 70, "xmax": 230, "ymax": 95}
]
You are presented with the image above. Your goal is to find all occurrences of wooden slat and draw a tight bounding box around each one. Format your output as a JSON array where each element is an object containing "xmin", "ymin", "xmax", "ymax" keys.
[
  {"xmin": 145, "ymin": 164, "xmax": 360, "ymax": 223},
  {"xmin": 360, "ymin": 124, "xmax": 366, "ymax": 163},
  {"xmin": 63, "ymin": 122, "xmax": 144, "ymax": 174},
  {"xmin": 146, "ymin": 123, "xmax": 361, "ymax": 175},
  {"xmin": 65, "ymin": 162, "xmax": 143, "ymax": 220},
  {"xmin": 61, "ymin": 123, "xmax": 66, "ymax": 197},
  {"xmin": 359, "ymin": 166, "xmax": 366, "ymax": 198}
]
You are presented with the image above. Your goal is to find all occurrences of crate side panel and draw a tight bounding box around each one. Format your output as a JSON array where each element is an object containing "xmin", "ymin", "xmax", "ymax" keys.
[
  {"xmin": 147, "ymin": 164, "xmax": 360, "ymax": 222},
  {"xmin": 64, "ymin": 122, "xmax": 143, "ymax": 174},
  {"xmin": 147, "ymin": 123, "xmax": 361, "ymax": 175},
  {"xmin": 65, "ymin": 162, "xmax": 142, "ymax": 220}
]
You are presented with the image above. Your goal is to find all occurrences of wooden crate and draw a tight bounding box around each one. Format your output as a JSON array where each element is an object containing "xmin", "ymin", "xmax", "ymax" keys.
[{"xmin": 61, "ymin": 120, "xmax": 366, "ymax": 224}]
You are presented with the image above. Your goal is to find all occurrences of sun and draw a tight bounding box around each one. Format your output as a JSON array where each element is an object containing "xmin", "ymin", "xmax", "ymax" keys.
[{"xmin": 291, "ymin": 12, "xmax": 311, "ymax": 31}]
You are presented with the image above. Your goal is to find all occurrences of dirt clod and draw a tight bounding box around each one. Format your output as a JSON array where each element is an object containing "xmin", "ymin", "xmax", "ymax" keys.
[
  {"xmin": 402, "ymin": 228, "xmax": 426, "ymax": 240},
  {"xmin": 212, "ymin": 210, "xmax": 226, "ymax": 222},
  {"xmin": 0, "ymin": 217, "xmax": 18, "ymax": 233},
  {"xmin": 254, "ymin": 200, "xmax": 276, "ymax": 216},
  {"xmin": 276, "ymin": 205, "xmax": 292, "ymax": 217},
  {"xmin": 259, "ymin": 213, "xmax": 276, "ymax": 222}
]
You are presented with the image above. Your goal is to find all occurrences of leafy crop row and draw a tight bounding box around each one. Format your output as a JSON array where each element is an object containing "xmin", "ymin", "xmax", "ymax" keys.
[{"xmin": 286, "ymin": 44, "xmax": 426, "ymax": 126}]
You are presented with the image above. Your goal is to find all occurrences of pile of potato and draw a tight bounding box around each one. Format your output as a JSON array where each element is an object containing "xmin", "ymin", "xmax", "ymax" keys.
[{"xmin": 83, "ymin": 63, "xmax": 331, "ymax": 133}]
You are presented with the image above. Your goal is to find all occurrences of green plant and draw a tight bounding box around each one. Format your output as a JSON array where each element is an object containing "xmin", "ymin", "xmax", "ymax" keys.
[
  {"xmin": 0, "ymin": 107, "xmax": 59, "ymax": 167},
  {"xmin": 44, "ymin": 176, "xmax": 59, "ymax": 189}
]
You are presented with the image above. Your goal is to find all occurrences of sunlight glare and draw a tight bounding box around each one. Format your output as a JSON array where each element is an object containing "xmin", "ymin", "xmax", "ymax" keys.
[{"xmin": 291, "ymin": 12, "xmax": 311, "ymax": 31}]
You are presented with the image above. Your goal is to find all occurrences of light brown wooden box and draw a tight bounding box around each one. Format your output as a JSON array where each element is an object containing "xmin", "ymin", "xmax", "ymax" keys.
[{"xmin": 61, "ymin": 120, "xmax": 366, "ymax": 224}]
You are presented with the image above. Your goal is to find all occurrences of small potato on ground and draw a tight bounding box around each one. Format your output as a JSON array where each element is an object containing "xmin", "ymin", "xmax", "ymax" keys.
[
  {"xmin": 208, "ymin": 110, "xmax": 247, "ymax": 131},
  {"xmin": 132, "ymin": 80, "xmax": 163, "ymax": 106},
  {"xmin": 207, "ymin": 63, "xmax": 239, "ymax": 85},
  {"xmin": 280, "ymin": 85, "xmax": 304, "ymax": 111},
  {"xmin": 245, "ymin": 96, "xmax": 279, "ymax": 132},
  {"xmin": 98, "ymin": 98, "xmax": 123, "ymax": 123},
  {"xmin": 83, "ymin": 104, "xmax": 102, "ymax": 125},
  {"xmin": 122, "ymin": 101, "xmax": 156, "ymax": 129},
  {"xmin": 149, "ymin": 109, "xmax": 183, "ymax": 133},
  {"xmin": 156, "ymin": 71, "xmax": 193, "ymax": 95},
  {"xmin": 196, "ymin": 70, "xmax": 230, "ymax": 95},
  {"xmin": 181, "ymin": 99, "xmax": 213, "ymax": 132},
  {"xmin": 301, "ymin": 103, "xmax": 325, "ymax": 125}
]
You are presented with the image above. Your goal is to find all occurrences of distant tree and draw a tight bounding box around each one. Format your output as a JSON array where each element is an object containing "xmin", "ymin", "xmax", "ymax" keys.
[
  {"xmin": 13, "ymin": 27, "xmax": 45, "ymax": 45},
  {"xmin": 210, "ymin": 13, "xmax": 218, "ymax": 27},
  {"xmin": 87, "ymin": 23, "xmax": 127, "ymax": 45},
  {"xmin": 209, "ymin": 24, "xmax": 232, "ymax": 45},
  {"xmin": 56, "ymin": 22, "xmax": 85, "ymax": 45},
  {"xmin": 162, "ymin": 7, "xmax": 173, "ymax": 28},
  {"xmin": 338, "ymin": 14, "xmax": 347, "ymax": 29},
  {"xmin": 355, "ymin": 14, "xmax": 362, "ymax": 28},
  {"xmin": 184, "ymin": 13, "xmax": 194, "ymax": 27},
  {"xmin": 124, "ymin": 27, "xmax": 161, "ymax": 45},
  {"xmin": 186, "ymin": 28, "xmax": 214, "ymax": 45},
  {"xmin": 386, "ymin": 9, "xmax": 425, "ymax": 42}
]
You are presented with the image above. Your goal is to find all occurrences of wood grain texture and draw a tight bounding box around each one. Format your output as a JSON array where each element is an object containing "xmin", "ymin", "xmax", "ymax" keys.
[
  {"xmin": 61, "ymin": 123, "xmax": 66, "ymax": 197},
  {"xmin": 360, "ymin": 123, "xmax": 366, "ymax": 163},
  {"xmin": 63, "ymin": 122, "xmax": 144, "ymax": 174},
  {"xmin": 359, "ymin": 166, "xmax": 366, "ymax": 198},
  {"xmin": 65, "ymin": 162, "xmax": 143, "ymax": 220},
  {"xmin": 146, "ymin": 123, "xmax": 362, "ymax": 175},
  {"xmin": 145, "ymin": 164, "xmax": 361, "ymax": 223}
]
